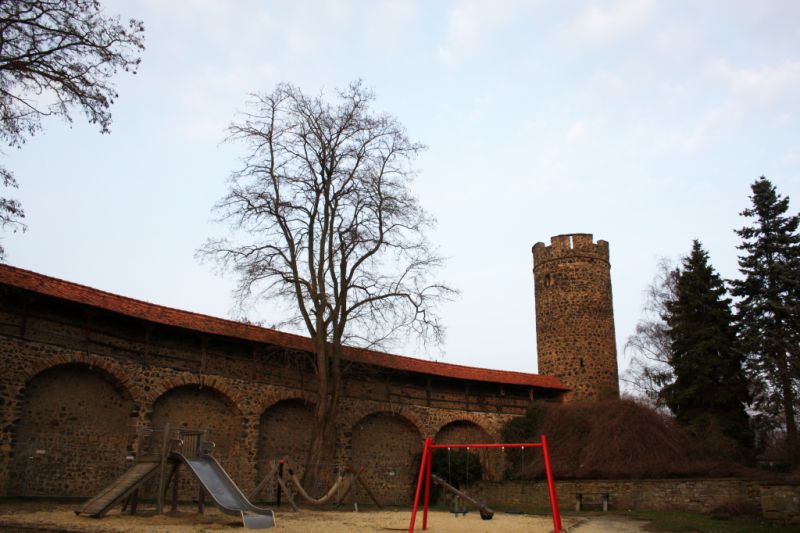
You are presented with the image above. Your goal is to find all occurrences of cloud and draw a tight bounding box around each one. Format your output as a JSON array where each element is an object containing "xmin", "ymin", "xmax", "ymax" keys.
[
  {"xmin": 573, "ymin": 0, "xmax": 656, "ymax": 40},
  {"xmin": 437, "ymin": 0, "xmax": 521, "ymax": 68},
  {"xmin": 566, "ymin": 121, "xmax": 587, "ymax": 143},
  {"xmin": 365, "ymin": 0, "xmax": 418, "ymax": 53},
  {"xmin": 657, "ymin": 59, "xmax": 800, "ymax": 155},
  {"xmin": 711, "ymin": 59, "xmax": 800, "ymax": 99},
  {"xmin": 675, "ymin": 103, "xmax": 741, "ymax": 153}
]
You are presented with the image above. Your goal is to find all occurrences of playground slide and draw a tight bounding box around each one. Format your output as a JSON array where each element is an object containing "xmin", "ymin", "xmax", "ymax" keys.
[
  {"xmin": 173, "ymin": 452, "xmax": 275, "ymax": 529},
  {"xmin": 76, "ymin": 461, "xmax": 161, "ymax": 517}
]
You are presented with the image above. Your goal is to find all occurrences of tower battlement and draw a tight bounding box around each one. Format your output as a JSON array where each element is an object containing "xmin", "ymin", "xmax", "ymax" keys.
[{"xmin": 532, "ymin": 234, "xmax": 609, "ymax": 269}]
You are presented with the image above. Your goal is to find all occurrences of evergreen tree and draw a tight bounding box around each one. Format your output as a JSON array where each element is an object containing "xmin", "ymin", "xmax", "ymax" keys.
[
  {"xmin": 731, "ymin": 177, "xmax": 800, "ymax": 464},
  {"xmin": 662, "ymin": 240, "xmax": 752, "ymax": 452}
]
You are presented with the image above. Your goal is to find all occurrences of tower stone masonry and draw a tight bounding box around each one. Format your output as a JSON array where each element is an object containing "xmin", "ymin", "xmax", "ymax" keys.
[{"xmin": 532, "ymin": 233, "xmax": 620, "ymax": 401}]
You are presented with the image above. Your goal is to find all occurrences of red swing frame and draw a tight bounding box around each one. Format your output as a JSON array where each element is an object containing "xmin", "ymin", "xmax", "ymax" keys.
[{"xmin": 408, "ymin": 435, "xmax": 562, "ymax": 533}]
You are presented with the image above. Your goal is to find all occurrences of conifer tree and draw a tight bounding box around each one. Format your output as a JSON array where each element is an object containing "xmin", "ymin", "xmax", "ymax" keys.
[
  {"xmin": 731, "ymin": 177, "xmax": 800, "ymax": 464},
  {"xmin": 662, "ymin": 240, "xmax": 752, "ymax": 452}
]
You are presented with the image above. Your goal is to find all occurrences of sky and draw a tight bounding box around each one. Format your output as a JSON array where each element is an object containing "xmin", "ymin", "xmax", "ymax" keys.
[{"xmin": 3, "ymin": 0, "xmax": 800, "ymax": 390}]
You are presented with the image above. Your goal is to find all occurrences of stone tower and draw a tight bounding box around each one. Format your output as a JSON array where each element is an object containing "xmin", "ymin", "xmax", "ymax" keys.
[{"xmin": 532, "ymin": 234, "xmax": 619, "ymax": 401}]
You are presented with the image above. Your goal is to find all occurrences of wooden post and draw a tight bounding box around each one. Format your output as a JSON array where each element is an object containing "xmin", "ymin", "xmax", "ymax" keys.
[
  {"xmin": 277, "ymin": 460, "xmax": 284, "ymax": 507},
  {"xmin": 171, "ymin": 462, "xmax": 180, "ymax": 511},
  {"xmin": 157, "ymin": 423, "xmax": 170, "ymax": 514},
  {"xmin": 347, "ymin": 464, "xmax": 382, "ymax": 508},
  {"xmin": 129, "ymin": 489, "xmax": 139, "ymax": 515},
  {"xmin": 198, "ymin": 488, "xmax": 205, "ymax": 515},
  {"xmin": 335, "ymin": 473, "xmax": 353, "ymax": 507},
  {"xmin": 249, "ymin": 460, "xmax": 276, "ymax": 501},
  {"xmin": 260, "ymin": 457, "xmax": 298, "ymax": 511},
  {"xmin": 201, "ymin": 429, "xmax": 210, "ymax": 456}
]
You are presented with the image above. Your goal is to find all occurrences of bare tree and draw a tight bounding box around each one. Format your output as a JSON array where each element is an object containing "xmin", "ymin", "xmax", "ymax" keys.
[
  {"xmin": 623, "ymin": 258, "xmax": 678, "ymax": 407},
  {"xmin": 202, "ymin": 81, "xmax": 456, "ymax": 471},
  {"xmin": 0, "ymin": 0, "xmax": 145, "ymax": 258}
]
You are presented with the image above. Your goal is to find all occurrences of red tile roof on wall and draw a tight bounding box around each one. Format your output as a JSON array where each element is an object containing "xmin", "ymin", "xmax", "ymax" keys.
[{"xmin": 0, "ymin": 264, "xmax": 569, "ymax": 391}]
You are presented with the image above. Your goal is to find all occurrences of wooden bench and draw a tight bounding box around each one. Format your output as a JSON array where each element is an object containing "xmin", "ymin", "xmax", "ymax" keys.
[{"xmin": 575, "ymin": 492, "xmax": 610, "ymax": 512}]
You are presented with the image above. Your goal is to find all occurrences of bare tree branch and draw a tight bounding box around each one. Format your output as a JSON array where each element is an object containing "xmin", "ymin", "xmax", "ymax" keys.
[
  {"xmin": 0, "ymin": 0, "xmax": 145, "ymax": 259},
  {"xmin": 622, "ymin": 257, "xmax": 678, "ymax": 408},
  {"xmin": 199, "ymin": 81, "xmax": 457, "ymax": 472}
]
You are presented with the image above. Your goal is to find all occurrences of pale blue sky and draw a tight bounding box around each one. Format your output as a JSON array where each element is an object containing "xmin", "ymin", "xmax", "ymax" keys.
[{"xmin": 4, "ymin": 1, "xmax": 800, "ymax": 386}]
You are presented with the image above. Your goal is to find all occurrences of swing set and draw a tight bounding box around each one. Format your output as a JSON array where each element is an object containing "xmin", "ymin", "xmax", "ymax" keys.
[{"xmin": 408, "ymin": 435, "xmax": 562, "ymax": 533}]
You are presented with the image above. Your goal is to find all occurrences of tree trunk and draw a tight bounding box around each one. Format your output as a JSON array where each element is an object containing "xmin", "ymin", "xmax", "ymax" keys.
[
  {"xmin": 304, "ymin": 399, "xmax": 330, "ymax": 484},
  {"xmin": 777, "ymin": 352, "xmax": 799, "ymax": 465},
  {"xmin": 304, "ymin": 340, "xmax": 341, "ymax": 486}
]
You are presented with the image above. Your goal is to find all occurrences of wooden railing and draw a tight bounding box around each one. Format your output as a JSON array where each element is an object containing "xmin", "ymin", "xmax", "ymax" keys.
[{"xmin": 135, "ymin": 426, "xmax": 213, "ymax": 461}]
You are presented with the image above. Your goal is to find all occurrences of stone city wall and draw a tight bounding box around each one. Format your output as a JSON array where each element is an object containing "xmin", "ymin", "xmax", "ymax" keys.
[{"xmin": 0, "ymin": 289, "xmax": 542, "ymax": 505}]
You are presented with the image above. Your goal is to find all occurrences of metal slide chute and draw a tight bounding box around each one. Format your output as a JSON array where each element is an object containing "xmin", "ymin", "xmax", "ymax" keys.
[{"xmin": 172, "ymin": 452, "xmax": 275, "ymax": 529}]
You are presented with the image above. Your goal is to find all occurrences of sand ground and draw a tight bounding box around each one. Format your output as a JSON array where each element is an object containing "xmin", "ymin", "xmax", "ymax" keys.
[{"xmin": 0, "ymin": 501, "xmax": 652, "ymax": 532}]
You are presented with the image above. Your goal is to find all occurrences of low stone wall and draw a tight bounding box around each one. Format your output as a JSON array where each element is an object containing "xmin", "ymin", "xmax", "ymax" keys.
[
  {"xmin": 760, "ymin": 483, "xmax": 800, "ymax": 524},
  {"xmin": 470, "ymin": 478, "xmax": 753, "ymax": 511},
  {"xmin": 469, "ymin": 478, "xmax": 800, "ymax": 524}
]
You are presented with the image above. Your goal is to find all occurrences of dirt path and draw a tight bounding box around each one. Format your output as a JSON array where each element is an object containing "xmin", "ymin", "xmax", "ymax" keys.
[{"xmin": 0, "ymin": 502, "xmax": 651, "ymax": 532}]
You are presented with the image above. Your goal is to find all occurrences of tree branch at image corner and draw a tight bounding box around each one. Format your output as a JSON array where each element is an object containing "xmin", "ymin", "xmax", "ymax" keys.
[{"xmin": 0, "ymin": 0, "xmax": 145, "ymax": 259}]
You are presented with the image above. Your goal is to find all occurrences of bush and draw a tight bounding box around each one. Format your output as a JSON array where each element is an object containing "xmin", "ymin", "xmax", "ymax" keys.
[{"xmin": 499, "ymin": 398, "xmax": 756, "ymax": 479}]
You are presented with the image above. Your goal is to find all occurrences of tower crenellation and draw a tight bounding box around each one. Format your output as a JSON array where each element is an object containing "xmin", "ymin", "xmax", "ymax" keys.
[
  {"xmin": 532, "ymin": 234, "xmax": 609, "ymax": 265},
  {"xmin": 532, "ymin": 233, "xmax": 619, "ymax": 401}
]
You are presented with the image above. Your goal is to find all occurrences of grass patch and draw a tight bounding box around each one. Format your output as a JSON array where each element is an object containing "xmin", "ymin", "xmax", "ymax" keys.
[{"xmin": 631, "ymin": 510, "xmax": 797, "ymax": 532}]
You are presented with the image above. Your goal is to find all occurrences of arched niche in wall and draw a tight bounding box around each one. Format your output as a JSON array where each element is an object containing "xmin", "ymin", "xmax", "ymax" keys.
[
  {"xmin": 434, "ymin": 420, "xmax": 501, "ymax": 481},
  {"xmin": 149, "ymin": 384, "xmax": 244, "ymax": 499},
  {"xmin": 350, "ymin": 412, "xmax": 422, "ymax": 506},
  {"xmin": 434, "ymin": 419, "xmax": 492, "ymax": 444},
  {"xmin": 256, "ymin": 398, "xmax": 316, "ymax": 491},
  {"xmin": 149, "ymin": 384, "xmax": 242, "ymax": 458},
  {"xmin": 11, "ymin": 363, "xmax": 135, "ymax": 497}
]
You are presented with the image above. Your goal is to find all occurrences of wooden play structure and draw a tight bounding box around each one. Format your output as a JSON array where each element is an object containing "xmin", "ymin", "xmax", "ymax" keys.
[
  {"xmin": 408, "ymin": 435, "xmax": 562, "ymax": 533},
  {"xmin": 76, "ymin": 425, "xmax": 275, "ymax": 529},
  {"xmin": 250, "ymin": 457, "xmax": 382, "ymax": 510}
]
